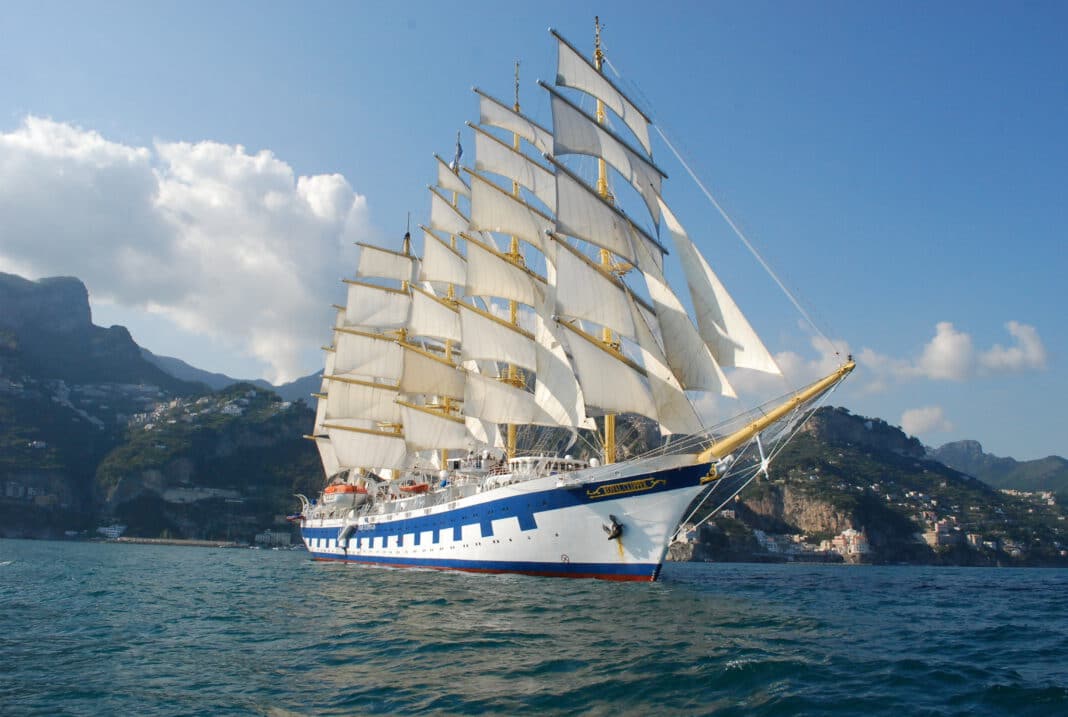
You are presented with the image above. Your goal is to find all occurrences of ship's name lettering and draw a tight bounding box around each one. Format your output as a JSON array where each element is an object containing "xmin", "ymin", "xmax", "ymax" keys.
[{"xmin": 585, "ymin": 477, "xmax": 667, "ymax": 500}]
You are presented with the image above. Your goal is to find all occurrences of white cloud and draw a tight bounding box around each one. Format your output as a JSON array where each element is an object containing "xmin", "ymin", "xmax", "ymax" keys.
[
  {"xmin": 916, "ymin": 321, "xmax": 974, "ymax": 381},
  {"xmin": 0, "ymin": 116, "xmax": 371, "ymax": 382},
  {"xmin": 979, "ymin": 321, "xmax": 1047, "ymax": 372},
  {"xmin": 694, "ymin": 333, "xmax": 852, "ymax": 427},
  {"xmin": 900, "ymin": 405, "xmax": 954, "ymax": 437},
  {"xmin": 855, "ymin": 321, "xmax": 1047, "ymax": 393}
]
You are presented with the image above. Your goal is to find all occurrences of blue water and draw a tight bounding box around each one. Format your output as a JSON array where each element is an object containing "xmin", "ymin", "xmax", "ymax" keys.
[{"xmin": 1, "ymin": 540, "xmax": 1066, "ymax": 716}]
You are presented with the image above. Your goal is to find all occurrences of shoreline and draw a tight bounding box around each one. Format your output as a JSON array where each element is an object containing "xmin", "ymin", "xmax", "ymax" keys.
[{"xmin": 110, "ymin": 536, "xmax": 247, "ymax": 548}]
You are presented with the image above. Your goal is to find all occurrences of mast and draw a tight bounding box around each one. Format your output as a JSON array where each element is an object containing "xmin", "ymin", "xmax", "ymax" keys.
[
  {"xmin": 440, "ymin": 135, "xmax": 462, "ymax": 468},
  {"xmin": 594, "ymin": 16, "xmax": 617, "ymax": 465},
  {"xmin": 506, "ymin": 60, "xmax": 523, "ymax": 461}
]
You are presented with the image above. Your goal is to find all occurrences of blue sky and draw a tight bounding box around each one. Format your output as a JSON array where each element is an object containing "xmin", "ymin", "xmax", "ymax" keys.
[{"xmin": 1, "ymin": 1, "xmax": 1064, "ymax": 459}]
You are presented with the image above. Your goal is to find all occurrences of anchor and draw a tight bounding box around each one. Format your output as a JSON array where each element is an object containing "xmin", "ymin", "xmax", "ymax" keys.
[{"xmin": 602, "ymin": 514, "xmax": 624, "ymax": 541}]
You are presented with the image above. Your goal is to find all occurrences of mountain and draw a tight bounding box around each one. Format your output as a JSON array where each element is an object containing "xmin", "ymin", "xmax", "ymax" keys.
[
  {"xmin": 141, "ymin": 349, "xmax": 321, "ymax": 403},
  {"xmin": 94, "ymin": 382, "xmax": 319, "ymax": 539},
  {"xmin": 929, "ymin": 440, "xmax": 1068, "ymax": 496},
  {"xmin": 0, "ymin": 272, "xmax": 320, "ymax": 540},
  {"xmin": 677, "ymin": 407, "xmax": 1068, "ymax": 566},
  {"xmin": 0, "ymin": 273, "xmax": 201, "ymax": 393}
]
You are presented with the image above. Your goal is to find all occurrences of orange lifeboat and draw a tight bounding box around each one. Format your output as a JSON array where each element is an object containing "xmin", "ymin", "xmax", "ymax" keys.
[
  {"xmin": 399, "ymin": 483, "xmax": 430, "ymax": 494},
  {"xmin": 324, "ymin": 484, "xmax": 368, "ymax": 495}
]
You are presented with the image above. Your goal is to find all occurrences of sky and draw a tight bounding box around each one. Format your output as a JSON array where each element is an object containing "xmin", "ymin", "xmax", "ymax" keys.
[{"xmin": 0, "ymin": 1, "xmax": 1064, "ymax": 459}]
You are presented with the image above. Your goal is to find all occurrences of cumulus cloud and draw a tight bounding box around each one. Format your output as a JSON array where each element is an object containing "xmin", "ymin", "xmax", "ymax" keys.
[
  {"xmin": 856, "ymin": 320, "xmax": 1047, "ymax": 393},
  {"xmin": 0, "ymin": 116, "xmax": 370, "ymax": 382},
  {"xmin": 900, "ymin": 405, "xmax": 954, "ymax": 436},
  {"xmin": 692, "ymin": 332, "xmax": 852, "ymax": 426},
  {"xmin": 979, "ymin": 320, "xmax": 1047, "ymax": 372},
  {"xmin": 916, "ymin": 321, "xmax": 974, "ymax": 381}
]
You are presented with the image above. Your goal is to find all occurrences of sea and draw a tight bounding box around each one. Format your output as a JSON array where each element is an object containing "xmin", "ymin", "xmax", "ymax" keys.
[{"xmin": 1, "ymin": 539, "xmax": 1066, "ymax": 716}]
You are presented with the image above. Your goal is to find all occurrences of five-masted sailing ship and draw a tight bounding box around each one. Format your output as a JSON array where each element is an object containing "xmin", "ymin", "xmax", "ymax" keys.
[{"xmin": 294, "ymin": 22, "xmax": 854, "ymax": 581}]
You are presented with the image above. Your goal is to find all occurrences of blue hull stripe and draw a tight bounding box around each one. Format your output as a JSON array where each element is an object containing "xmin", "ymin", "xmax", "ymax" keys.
[
  {"xmin": 302, "ymin": 462, "xmax": 706, "ymax": 544},
  {"xmin": 309, "ymin": 552, "xmax": 658, "ymax": 580}
]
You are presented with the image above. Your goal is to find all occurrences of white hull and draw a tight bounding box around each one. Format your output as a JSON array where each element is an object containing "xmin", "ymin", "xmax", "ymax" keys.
[{"xmin": 301, "ymin": 454, "xmax": 709, "ymax": 581}]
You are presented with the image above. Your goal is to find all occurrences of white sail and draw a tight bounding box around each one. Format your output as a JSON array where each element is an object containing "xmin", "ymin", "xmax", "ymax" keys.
[
  {"xmin": 314, "ymin": 437, "xmax": 341, "ymax": 478},
  {"xmin": 472, "ymin": 124, "xmax": 556, "ymax": 212},
  {"xmin": 468, "ymin": 172, "xmax": 551, "ymax": 253},
  {"xmin": 344, "ymin": 281, "xmax": 411, "ymax": 329},
  {"xmin": 399, "ymin": 345, "xmax": 465, "ymax": 400},
  {"xmin": 420, "ymin": 228, "xmax": 467, "ymax": 286},
  {"xmin": 465, "ymin": 416, "xmax": 505, "ymax": 450},
  {"xmin": 435, "ymin": 155, "xmax": 471, "ymax": 198},
  {"xmin": 644, "ymin": 269, "xmax": 735, "ymax": 397},
  {"xmin": 356, "ymin": 243, "xmax": 418, "ymax": 284},
  {"xmin": 465, "ymin": 235, "xmax": 544, "ymax": 308},
  {"xmin": 333, "ymin": 329, "xmax": 404, "ymax": 379},
  {"xmin": 550, "ymin": 159, "xmax": 662, "ymax": 270},
  {"xmin": 464, "ymin": 358, "xmax": 505, "ymax": 449},
  {"xmin": 429, "ymin": 187, "xmax": 470, "ymax": 237},
  {"xmin": 627, "ymin": 296, "xmax": 704, "ymax": 435},
  {"xmin": 314, "ymin": 351, "xmax": 334, "ymax": 430},
  {"xmin": 533, "ymin": 305, "xmax": 593, "ymax": 430},
  {"xmin": 560, "ymin": 321, "xmax": 658, "ymax": 420},
  {"xmin": 475, "ymin": 88, "xmax": 553, "ymax": 154},
  {"xmin": 314, "ymin": 390, "xmax": 328, "ymax": 430},
  {"xmin": 399, "ymin": 404, "xmax": 470, "ymax": 451},
  {"xmin": 546, "ymin": 84, "xmax": 663, "ymax": 225},
  {"xmin": 550, "ymin": 236, "xmax": 636, "ymax": 339},
  {"xmin": 658, "ymin": 198, "xmax": 781, "ymax": 375},
  {"xmin": 630, "ymin": 234, "xmax": 736, "ymax": 396},
  {"xmin": 552, "ymin": 29, "xmax": 652, "ymax": 154},
  {"xmin": 463, "ymin": 372, "xmax": 556, "ymax": 426},
  {"xmin": 325, "ymin": 421, "xmax": 408, "ymax": 470},
  {"xmin": 458, "ymin": 303, "xmax": 538, "ymax": 374},
  {"xmin": 409, "ymin": 287, "xmax": 462, "ymax": 344},
  {"xmin": 324, "ymin": 376, "xmax": 402, "ymax": 424}
]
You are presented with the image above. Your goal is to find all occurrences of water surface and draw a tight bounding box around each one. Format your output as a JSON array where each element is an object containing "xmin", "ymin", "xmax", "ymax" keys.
[{"xmin": 1, "ymin": 539, "xmax": 1065, "ymax": 715}]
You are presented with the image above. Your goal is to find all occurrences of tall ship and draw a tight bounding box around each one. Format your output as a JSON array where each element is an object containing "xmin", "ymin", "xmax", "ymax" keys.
[{"xmin": 294, "ymin": 21, "xmax": 854, "ymax": 581}]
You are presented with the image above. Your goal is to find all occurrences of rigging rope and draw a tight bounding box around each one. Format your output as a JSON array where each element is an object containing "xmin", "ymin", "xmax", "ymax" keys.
[
  {"xmin": 682, "ymin": 377, "xmax": 839, "ymax": 535},
  {"xmin": 602, "ymin": 55, "xmax": 841, "ymax": 358}
]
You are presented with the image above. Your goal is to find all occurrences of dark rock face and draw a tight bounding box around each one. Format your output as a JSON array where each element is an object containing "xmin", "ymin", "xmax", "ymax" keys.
[
  {"xmin": 0, "ymin": 273, "xmax": 92, "ymax": 334},
  {"xmin": 802, "ymin": 406, "xmax": 925, "ymax": 458},
  {"xmin": 0, "ymin": 272, "xmax": 198, "ymax": 391},
  {"xmin": 930, "ymin": 440, "xmax": 1068, "ymax": 494}
]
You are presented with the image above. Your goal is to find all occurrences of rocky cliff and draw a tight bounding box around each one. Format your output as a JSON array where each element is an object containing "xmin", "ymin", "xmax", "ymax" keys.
[
  {"xmin": 0, "ymin": 273, "xmax": 92, "ymax": 334},
  {"xmin": 929, "ymin": 440, "xmax": 1068, "ymax": 495},
  {"xmin": 0, "ymin": 272, "xmax": 197, "ymax": 391},
  {"xmin": 679, "ymin": 407, "xmax": 1068, "ymax": 566}
]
